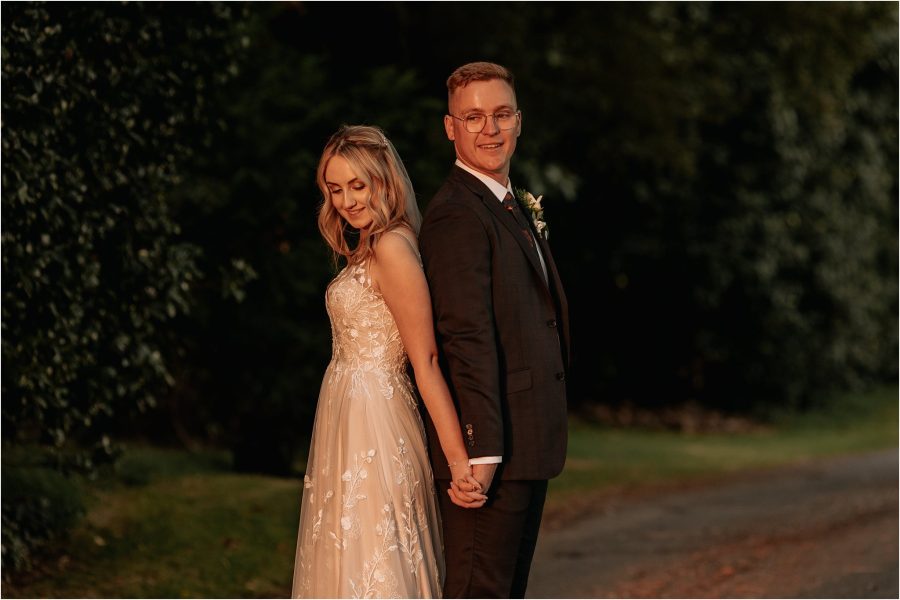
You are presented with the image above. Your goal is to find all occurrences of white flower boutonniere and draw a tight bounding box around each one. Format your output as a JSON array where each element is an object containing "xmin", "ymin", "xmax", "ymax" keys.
[{"xmin": 514, "ymin": 187, "xmax": 549, "ymax": 240}]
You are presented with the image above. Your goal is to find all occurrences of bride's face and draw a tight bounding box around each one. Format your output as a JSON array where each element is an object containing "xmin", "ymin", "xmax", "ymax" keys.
[{"xmin": 325, "ymin": 155, "xmax": 374, "ymax": 231}]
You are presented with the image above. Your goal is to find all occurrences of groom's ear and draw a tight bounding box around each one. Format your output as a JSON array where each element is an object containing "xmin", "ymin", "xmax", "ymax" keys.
[{"xmin": 443, "ymin": 115, "xmax": 456, "ymax": 141}]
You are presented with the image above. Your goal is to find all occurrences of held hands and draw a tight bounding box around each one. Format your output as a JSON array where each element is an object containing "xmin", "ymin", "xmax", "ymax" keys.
[
  {"xmin": 446, "ymin": 461, "xmax": 488, "ymax": 509},
  {"xmin": 470, "ymin": 462, "xmax": 497, "ymax": 494}
]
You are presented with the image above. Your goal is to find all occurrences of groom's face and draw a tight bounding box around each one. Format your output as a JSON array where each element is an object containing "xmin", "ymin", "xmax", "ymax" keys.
[{"xmin": 445, "ymin": 79, "xmax": 521, "ymax": 185}]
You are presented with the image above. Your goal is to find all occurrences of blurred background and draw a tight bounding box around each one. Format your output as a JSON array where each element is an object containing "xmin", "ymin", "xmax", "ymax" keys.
[{"xmin": 2, "ymin": 2, "xmax": 897, "ymax": 597}]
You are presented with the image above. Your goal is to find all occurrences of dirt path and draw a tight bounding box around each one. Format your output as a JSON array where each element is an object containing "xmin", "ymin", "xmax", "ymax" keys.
[{"xmin": 527, "ymin": 449, "xmax": 898, "ymax": 599}]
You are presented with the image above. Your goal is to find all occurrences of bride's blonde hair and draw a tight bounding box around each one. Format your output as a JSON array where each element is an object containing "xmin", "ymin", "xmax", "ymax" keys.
[{"xmin": 316, "ymin": 125, "xmax": 421, "ymax": 266}]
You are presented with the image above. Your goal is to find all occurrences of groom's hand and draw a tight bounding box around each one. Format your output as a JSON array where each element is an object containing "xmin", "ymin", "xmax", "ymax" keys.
[
  {"xmin": 471, "ymin": 462, "xmax": 498, "ymax": 494},
  {"xmin": 445, "ymin": 463, "xmax": 497, "ymax": 509}
]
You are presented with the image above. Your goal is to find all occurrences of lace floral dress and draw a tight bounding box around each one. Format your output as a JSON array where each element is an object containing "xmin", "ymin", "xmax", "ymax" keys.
[{"xmin": 292, "ymin": 260, "xmax": 444, "ymax": 598}]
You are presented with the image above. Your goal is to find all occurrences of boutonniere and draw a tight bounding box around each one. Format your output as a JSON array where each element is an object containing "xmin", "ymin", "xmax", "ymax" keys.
[{"xmin": 514, "ymin": 187, "xmax": 549, "ymax": 240}]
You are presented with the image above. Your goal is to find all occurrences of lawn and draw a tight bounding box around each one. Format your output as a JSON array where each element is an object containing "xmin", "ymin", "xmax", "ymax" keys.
[
  {"xmin": 5, "ymin": 386, "xmax": 897, "ymax": 598},
  {"xmin": 551, "ymin": 385, "xmax": 899, "ymax": 498}
]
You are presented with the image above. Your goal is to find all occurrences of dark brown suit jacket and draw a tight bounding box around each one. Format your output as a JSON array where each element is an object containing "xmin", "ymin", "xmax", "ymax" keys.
[{"xmin": 419, "ymin": 166, "xmax": 571, "ymax": 481}]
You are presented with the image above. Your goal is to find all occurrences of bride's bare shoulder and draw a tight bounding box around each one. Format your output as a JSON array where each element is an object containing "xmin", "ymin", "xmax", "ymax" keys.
[
  {"xmin": 369, "ymin": 227, "xmax": 422, "ymax": 292},
  {"xmin": 379, "ymin": 225, "xmax": 419, "ymax": 255}
]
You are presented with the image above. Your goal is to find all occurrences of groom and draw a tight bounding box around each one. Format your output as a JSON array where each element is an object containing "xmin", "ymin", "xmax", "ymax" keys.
[{"xmin": 419, "ymin": 62, "xmax": 571, "ymax": 598}]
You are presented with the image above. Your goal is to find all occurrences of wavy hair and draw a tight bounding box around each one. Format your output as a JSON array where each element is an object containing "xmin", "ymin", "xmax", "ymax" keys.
[{"xmin": 316, "ymin": 125, "xmax": 421, "ymax": 267}]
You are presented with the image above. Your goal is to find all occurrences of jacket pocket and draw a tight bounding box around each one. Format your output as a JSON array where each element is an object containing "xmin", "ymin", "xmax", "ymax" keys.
[{"xmin": 506, "ymin": 367, "xmax": 533, "ymax": 394}]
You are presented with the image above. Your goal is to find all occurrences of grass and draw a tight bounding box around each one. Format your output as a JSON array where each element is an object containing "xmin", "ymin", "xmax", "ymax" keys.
[
  {"xmin": 7, "ymin": 459, "xmax": 300, "ymax": 598},
  {"xmin": 549, "ymin": 385, "xmax": 898, "ymax": 502},
  {"xmin": 4, "ymin": 386, "xmax": 897, "ymax": 598}
]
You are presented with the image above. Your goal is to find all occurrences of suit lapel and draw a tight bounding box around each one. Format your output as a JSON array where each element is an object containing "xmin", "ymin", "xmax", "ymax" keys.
[
  {"xmin": 481, "ymin": 194, "xmax": 550, "ymax": 289},
  {"xmin": 450, "ymin": 168, "xmax": 549, "ymax": 293},
  {"xmin": 450, "ymin": 166, "xmax": 572, "ymax": 368}
]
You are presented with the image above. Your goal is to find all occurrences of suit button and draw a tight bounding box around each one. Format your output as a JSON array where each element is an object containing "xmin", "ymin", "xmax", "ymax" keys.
[
  {"xmin": 468, "ymin": 441, "xmax": 475, "ymax": 447},
  {"xmin": 556, "ymin": 372, "xmax": 565, "ymax": 381},
  {"xmin": 547, "ymin": 319, "xmax": 557, "ymax": 328}
]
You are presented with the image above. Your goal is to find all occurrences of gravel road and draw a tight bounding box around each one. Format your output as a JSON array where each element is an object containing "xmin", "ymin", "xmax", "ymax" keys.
[{"xmin": 527, "ymin": 449, "xmax": 898, "ymax": 599}]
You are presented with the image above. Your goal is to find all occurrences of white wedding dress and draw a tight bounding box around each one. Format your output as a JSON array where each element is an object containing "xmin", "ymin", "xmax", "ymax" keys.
[{"xmin": 291, "ymin": 258, "xmax": 444, "ymax": 598}]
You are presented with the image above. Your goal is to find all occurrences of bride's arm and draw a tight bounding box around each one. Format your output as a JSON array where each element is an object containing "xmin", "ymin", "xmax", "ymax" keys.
[{"xmin": 371, "ymin": 232, "xmax": 486, "ymax": 508}]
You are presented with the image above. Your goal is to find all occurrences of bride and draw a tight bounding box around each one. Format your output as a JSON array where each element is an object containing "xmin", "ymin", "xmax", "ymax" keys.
[{"xmin": 291, "ymin": 125, "xmax": 485, "ymax": 598}]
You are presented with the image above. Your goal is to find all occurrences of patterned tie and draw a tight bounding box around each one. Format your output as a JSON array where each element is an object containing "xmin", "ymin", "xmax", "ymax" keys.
[
  {"xmin": 503, "ymin": 191, "xmax": 549, "ymax": 284},
  {"xmin": 502, "ymin": 192, "xmax": 534, "ymax": 248}
]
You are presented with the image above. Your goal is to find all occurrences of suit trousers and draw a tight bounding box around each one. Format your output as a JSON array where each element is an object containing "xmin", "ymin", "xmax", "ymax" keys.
[{"xmin": 437, "ymin": 478, "xmax": 549, "ymax": 598}]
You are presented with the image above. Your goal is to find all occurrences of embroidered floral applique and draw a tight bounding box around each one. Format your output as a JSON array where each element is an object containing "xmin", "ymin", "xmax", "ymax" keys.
[{"xmin": 293, "ymin": 258, "xmax": 441, "ymax": 598}]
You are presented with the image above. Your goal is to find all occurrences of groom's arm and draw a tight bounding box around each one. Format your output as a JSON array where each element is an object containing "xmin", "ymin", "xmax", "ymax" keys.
[{"xmin": 420, "ymin": 200, "xmax": 504, "ymax": 460}]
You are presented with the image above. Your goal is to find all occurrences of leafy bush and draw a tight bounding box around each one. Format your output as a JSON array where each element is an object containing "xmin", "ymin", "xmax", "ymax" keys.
[
  {"xmin": 1, "ymin": 1, "xmax": 248, "ymax": 573},
  {"xmin": 1, "ymin": 2, "xmax": 247, "ymax": 455},
  {"xmin": 1, "ymin": 466, "xmax": 85, "ymax": 574}
]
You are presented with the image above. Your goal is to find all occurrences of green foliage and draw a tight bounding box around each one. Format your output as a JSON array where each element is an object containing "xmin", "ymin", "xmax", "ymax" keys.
[
  {"xmin": 1, "ymin": 465, "xmax": 85, "ymax": 573},
  {"xmin": 1, "ymin": 3, "xmax": 246, "ymax": 454},
  {"xmin": 674, "ymin": 3, "xmax": 898, "ymax": 410}
]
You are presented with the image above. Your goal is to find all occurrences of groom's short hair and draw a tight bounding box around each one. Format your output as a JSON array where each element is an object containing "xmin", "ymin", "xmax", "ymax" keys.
[{"xmin": 446, "ymin": 62, "xmax": 515, "ymax": 99}]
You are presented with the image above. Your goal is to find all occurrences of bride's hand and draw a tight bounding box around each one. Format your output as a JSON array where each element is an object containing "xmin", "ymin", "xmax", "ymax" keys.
[
  {"xmin": 455, "ymin": 472, "xmax": 484, "ymax": 493},
  {"xmin": 446, "ymin": 462, "xmax": 487, "ymax": 509},
  {"xmin": 449, "ymin": 462, "xmax": 482, "ymax": 491}
]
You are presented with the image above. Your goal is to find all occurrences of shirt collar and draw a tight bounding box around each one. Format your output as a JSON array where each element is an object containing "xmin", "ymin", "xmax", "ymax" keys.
[{"xmin": 455, "ymin": 159, "xmax": 513, "ymax": 203}]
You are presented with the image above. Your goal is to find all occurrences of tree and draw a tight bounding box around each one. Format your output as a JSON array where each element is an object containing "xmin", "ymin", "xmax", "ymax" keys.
[{"xmin": 2, "ymin": 1, "xmax": 247, "ymax": 460}]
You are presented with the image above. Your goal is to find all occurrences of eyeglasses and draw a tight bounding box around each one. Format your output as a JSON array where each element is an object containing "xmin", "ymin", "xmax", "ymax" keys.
[{"xmin": 448, "ymin": 110, "xmax": 521, "ymax": 133}]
